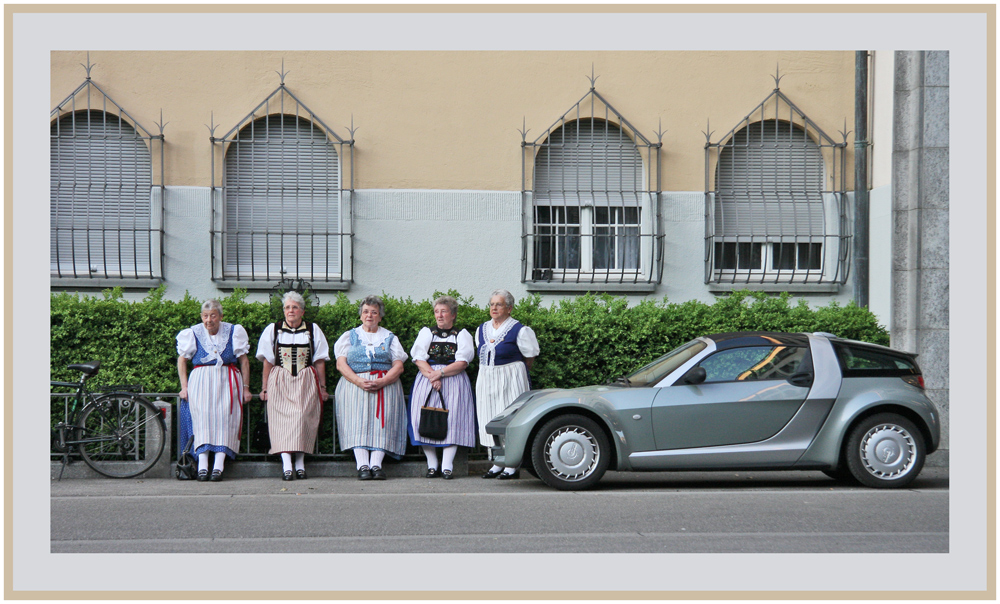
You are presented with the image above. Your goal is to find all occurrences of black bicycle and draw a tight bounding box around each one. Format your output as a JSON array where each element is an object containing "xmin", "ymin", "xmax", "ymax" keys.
[{"xmin": 50, "ymin": 361, "xmax": 166, "ymax": 479}]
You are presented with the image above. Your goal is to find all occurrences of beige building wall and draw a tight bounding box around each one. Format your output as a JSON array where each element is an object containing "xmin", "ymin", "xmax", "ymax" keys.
[{"xmin": 51, "ymin": 50, "xmax": 856, "ymax": 192}]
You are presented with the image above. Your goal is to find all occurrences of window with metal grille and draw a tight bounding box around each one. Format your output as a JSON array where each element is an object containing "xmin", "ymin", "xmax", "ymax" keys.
[
  {"xmin": 50, "ymin": 69, "xmax": 163, "ymax": 281},
  {"xmin": 211, "ymin": 76, "xmax": 353, "ymax": 286},
  {"xmin": 705, "ymin": 83, "xmax": 848, "ymax": 286},
  {"xmin": 522, "ymin": 86, "xmax": 663, "ymax": 288}
]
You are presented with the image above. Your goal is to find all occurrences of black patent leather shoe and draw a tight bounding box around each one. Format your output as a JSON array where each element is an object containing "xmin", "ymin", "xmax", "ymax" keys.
[
  {"xmin": 197, "ymin": 469, "xmax": 209, "ymax": 482},
  {"xmin": 371, "ymin": 466, "xmax": 387, "ymax": 480},
  {"xmin": 482, "ymin": 468, "xmax": 503, "ymax": 479},
  {"xmin": 426, "ymin": 468, "xmax": 440, "ymax": 478},
  {"xmin": 295, "ymin": 469, "xmax": 307, "ymax": 480},
  {"xmin": 496, "ymin": 469, "xmax": 520, "ymax": 480},
  {"xmin": 442, "ymin": 469, "xmax": 454, "ymax": 480},
  {"xmin": 210, "ymin": 469, "xmax": 223, "ymax": 482},
  {"xmin": 282, "ymin": 470, "xmax": 294, "ymax": 481},
  {"xmin": 358, "ymin": 466, "xmax": 373, "ymax": 481}
]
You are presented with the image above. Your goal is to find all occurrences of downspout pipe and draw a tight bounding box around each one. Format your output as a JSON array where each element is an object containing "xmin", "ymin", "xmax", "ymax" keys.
[{"xmin": 853, "ymin": 50, "xmax": 870, "ymax": 308}]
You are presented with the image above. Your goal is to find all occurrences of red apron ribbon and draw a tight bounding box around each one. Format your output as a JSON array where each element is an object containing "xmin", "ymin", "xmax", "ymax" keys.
[
  {"xmin": 226, "ymin": 364, "xmax": 242, "ymax": 415},
  {"xmin": 371, "ymin": 370, "xmax": 388, "ymax": 429}
]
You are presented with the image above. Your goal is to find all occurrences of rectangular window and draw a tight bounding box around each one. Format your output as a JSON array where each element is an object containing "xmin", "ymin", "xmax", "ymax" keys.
[
  {"xmin": 534, "ymin": 206, "xmax": 581, "ymax": 271},
  {"xmin": 594, "ymin": 207, "xmax": 640, "ymax": 270},
  {"xmin": 772, "ymin": 242, "xmax": 822, "ymax": 271},
  {"xmin": 714, "ymin": 242, "xmax": 762, "ymax": 271}
]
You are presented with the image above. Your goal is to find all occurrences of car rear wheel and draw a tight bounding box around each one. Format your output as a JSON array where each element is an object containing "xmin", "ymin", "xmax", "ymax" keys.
[
  {"xmin": 531, "ymin": 414, "xmax": 609, "ymax": 491},
  {"xmin": 845, "ymin": 413, "xmax": 925, "ymax": 488}
]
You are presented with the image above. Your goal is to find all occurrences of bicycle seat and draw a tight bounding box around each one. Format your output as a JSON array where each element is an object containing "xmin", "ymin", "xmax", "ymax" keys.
[{"xmin": 66, "ymin": 361, "xmax": 100, "ymax": 377}]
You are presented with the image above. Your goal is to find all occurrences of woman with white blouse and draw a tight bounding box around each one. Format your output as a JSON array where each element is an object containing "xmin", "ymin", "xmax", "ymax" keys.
[
  {"xmin": 408, "ymin": 295, "xmax": 476, "ymax": 479},
  {"xmin": 475, "ymin": 289, "xmax": 540, "ymax": 480},
  {"xmin": 176, "ymin": 299, "xmax": 252, "ymax": 482},
  {"xmin": 255, "ymin": 291, "xmax": 331, "ymax": 481},
  {"xmin": 334, "ymin": 295, "xmax": 409, "ymax": 480}
]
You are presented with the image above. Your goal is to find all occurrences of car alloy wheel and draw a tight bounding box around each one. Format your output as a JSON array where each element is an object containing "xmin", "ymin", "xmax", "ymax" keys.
[
  {"xmin": 845, "ymin": 413, "xmax": 925, "ymax": 488},
  {"xmin": 531, "ymin": 414, "xmax": 610, "ymax": 491}
]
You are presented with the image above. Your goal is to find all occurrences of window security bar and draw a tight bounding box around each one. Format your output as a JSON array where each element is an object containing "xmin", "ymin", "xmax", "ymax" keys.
[
  {"xmin": 521, "ymin": 78, "xmax": 664, "ymax": 286},
  {"xmin": 703, "ymin": 72, "xmax": 849, "ymax": 286},
  {"xmin": 210, "ymin": 65, "xmax": 355, "ymax": 285},
  {"xmin": 50, "ymin": 56, "xmax": 165, "ymax": 281}
]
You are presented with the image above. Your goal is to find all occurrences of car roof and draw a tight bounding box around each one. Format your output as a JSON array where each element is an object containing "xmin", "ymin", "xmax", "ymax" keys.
[{"xmin": 704, "ymin": 331, "xmax": 811, "ymax": 350}]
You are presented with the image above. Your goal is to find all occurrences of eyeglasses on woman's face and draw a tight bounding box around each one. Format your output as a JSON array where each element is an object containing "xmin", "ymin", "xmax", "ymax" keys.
[{"xmin": 488, "ymin": 302, "xmax": 508, "ymax": 309}]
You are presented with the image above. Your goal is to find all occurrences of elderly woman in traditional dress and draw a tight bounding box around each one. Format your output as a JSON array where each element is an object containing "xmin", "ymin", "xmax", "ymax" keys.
[
  {"xmin": 176, "ymin": 299, "xmax": 252, "ymax": 482},
  {"xmin": 256, "ymin": 292, "xmax": 331, "ymax": 481},
  {"xmin": 334, "ymin": 295, "xmax": 408, "ymax": 480},
  {"xmin": 407, "ymin": 295, "xmax": 476, "ymax": 479},
  {"xmin": 476, "ymin": 289, "xmax": 540, "ymax": 479}
]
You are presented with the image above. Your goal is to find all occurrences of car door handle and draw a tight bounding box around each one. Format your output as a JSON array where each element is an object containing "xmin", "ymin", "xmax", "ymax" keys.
[{"xmin": 788, "ymin": 372, "xmax": 814, "ymax": 387}]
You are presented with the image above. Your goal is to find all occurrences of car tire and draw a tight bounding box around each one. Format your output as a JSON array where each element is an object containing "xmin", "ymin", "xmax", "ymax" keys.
[
  {"xmin": 821, "ymin": 467, "xmax": 857, "ymax": 484},
  {"xmin": 531, "ymin": 414, "xmax": 610, "ymax": 491},
  {"xmin": 844, "ymin": 413, "xmax": 925, "ymax": 489}
]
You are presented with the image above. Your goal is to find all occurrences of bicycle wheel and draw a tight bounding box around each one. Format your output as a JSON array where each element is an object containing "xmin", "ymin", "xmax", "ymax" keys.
[{"xmin": 76, "ymin": 394, "xmax": 165, "ymax": 478}]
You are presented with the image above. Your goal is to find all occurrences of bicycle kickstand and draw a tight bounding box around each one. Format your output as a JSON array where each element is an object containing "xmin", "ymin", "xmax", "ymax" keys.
[{"xmin": 57, "ymin": 450, "xmax": 68, "ymax": 482}]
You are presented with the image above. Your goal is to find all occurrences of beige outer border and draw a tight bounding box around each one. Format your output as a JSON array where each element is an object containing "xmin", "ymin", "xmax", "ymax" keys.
[{"xmin": 6, "ymin": 3, "xmax": 994, "ymax": 601}]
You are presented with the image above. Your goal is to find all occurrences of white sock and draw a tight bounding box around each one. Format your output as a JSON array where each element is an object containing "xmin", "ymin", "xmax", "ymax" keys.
[
  {"xmin": 354, "ymin": 448, "xmax": 370, "ymax": 470},
  {"xmin": 502, "ymin": 467, "xmax": 517, "ymax": 475},
  {"xmin": 294, "ymin": 452, "xmax": 305, "ymax": 471},
  {"xmin": 370, "ymin": 450, "xmax": 385, "ymax": 469},
  {"xmin": 422, "ymin": 446, "xmax": 439, "ymax": 470},
  {"xmin": 198, "ymin": 452, "xmax": 210, "ymax": 472},
  {"xmin": 442, "ymin": 446, "xmax": 458, "ymax": 472},
  {"xmin": 281, "ymin": 452, "xmax": 293, "ymax": 473},
  {"xmin": 488, "ymin": 464, "xmax": 503, "ymax": 474},
  {"xmin": 213, "ymin": 453, "xmax": 226, "ymax": 472}
]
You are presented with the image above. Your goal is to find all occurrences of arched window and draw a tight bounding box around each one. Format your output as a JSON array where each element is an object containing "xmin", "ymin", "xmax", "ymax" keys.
[
  {"xmin": 528, "ymin": 110, "xmax": 660, "ymax": 287},
  {"xmin": 222, "ymin": 114, "xmax": 341, "ymax": 280},
  {"xmin": 713, "ymin": 119, "xmax": 826, "ymax": 274},
  {"xmin": 50, "ymin": 109, "xmax": 155, "ymax": 278}
]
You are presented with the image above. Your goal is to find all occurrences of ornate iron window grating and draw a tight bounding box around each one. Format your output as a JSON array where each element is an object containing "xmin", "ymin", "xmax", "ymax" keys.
[
  {"xmin": 704, "ymin": 72, "xmax": 849, "ymax": 286},
  {"xmin": 521, "ymin": 76, "xmax": 663, "ymax": 287},
  {"xmin": 50, "ymin": 57, "xmax": 165, "ymax": 280},
  {"xmin": 210, "ymin": 65, "xmax": 355, "ymax": 285}
]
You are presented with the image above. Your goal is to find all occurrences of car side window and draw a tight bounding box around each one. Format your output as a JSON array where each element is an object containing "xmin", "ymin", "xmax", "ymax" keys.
[
  {"xmin": 699, "ymin": 346, "xmax": 808, "ymax": 384},
  {"xmin": 833, "ymin": 343, "xmax": 919, "ymax": 376}
]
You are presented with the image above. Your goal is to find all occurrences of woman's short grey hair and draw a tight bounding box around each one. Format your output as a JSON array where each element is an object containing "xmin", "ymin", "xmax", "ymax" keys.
[
  {"xmin": 281, "ymin": 291, "xmax": 306, "ymax": 310},
  {"xmin": 201, "ymin": 299, "xmax": 223, "ymax": 316},
  {"xmin": 490, "ymin": 289, "xmax": 515, "ymax": 309},
  {"xmin": 433, "ymin": 295, "xmax": 458, "ymax": 316},
  {"xmin": 359, "ymin": 295, "xmax": 385, "ymax": 317}
]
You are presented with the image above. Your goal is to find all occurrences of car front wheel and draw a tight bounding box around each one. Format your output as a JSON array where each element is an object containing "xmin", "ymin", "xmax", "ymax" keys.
[
  {"xmin": 531, "ymin": 414, "xmax": 610, "ymax": 491},
  {"xmin": 845, "ymin": 413, "xmax": 925, "ymax": 488}
]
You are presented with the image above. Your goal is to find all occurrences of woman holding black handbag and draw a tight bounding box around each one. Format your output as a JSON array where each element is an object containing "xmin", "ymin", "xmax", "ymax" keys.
[{"xmin": 407, "ymin": 295, "xmax": 476, "ymax": 479}]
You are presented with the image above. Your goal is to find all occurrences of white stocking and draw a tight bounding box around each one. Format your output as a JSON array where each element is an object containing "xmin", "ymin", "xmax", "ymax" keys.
[
  {"xmin": 281, "ymin": 452, "xmax": 293, "ymax": 473},
  {"xmin": 370, "ymin": 450, "xmax": 385, "ymax": 468},
  {"xmin": 442, "ymin": 446, "xmax": 458, "ymax": 472},
  {"xmin": 354, "ymin": 448, "xmax": 370, "ymax": 470},
  {"xmin": 422, "ymin": 446, "xmax": 439, "ymax": 470},
  {"xmin": 294, "ymin": 452, "xmax": 305, "ymax": 471},
  {"xmin": 213, "ymin": 453, "xmax": 226, "ymax": 472},
  {"xmin": 198, "ymin": 452, "xmax": 210, "ymax": 472}
]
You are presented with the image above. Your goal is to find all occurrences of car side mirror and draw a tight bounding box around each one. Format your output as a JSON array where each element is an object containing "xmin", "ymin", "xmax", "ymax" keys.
[{"xmin": 679, "ymin": 366, "xmax": 706, "ymax": 385}]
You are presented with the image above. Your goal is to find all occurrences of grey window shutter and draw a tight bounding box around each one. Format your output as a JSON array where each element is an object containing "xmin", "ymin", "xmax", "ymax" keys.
[
  {"xmin": 50, "ymin": 110, "xmax": 153, "ymax": 277},
  {"xmin": 714, "ymin": 120, "xmax": 825, "ymax": 238},
  {"xmin": 223, "ymin": 115, "xmax": 340, "ymax": 280},
  {"xmin": 534, "ymin": 120, "xmax": 644, "ymax": 207}
]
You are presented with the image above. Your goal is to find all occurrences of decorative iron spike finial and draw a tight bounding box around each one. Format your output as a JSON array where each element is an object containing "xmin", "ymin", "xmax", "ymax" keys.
[
  {"xmin": 654, "ymin": 117, "xmax": 666, "ymax": 146},
  {"xmin": 205, "ymin": 111, "xmax": 219, "ymax": 141},
  {"xmin": 771, "ymin": 64, "xmax": 783, "ymax": 90},
  {"xmin": 81, "ymin": 51, "xmax": 96, "ymax": 79},
  {"xmin": 346, "ymin": 114, "xmax": 358, "ymax": 143},
  {"xmin": 517, "ymin": 116, "xmax": 530, "ymax": 144},
  {"xmin": 587, "ymin": 63, "xmax": 599, "ymax": 90},
  {"xmin": 702, "ymin": 118, "xmax": 715, "ymax": 143},
  {"xmin": 276, "ymin": 59, "xmax": 290, "ymax": 86},
  {"xmin": 154, "ymin": 109, "xmax": 169, "ymax": 136}
]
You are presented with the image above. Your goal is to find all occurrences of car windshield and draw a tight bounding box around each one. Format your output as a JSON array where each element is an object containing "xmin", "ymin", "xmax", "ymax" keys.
[{"xmin": 623, "ymin": 339, "xmax": 707, "ymax": 387}]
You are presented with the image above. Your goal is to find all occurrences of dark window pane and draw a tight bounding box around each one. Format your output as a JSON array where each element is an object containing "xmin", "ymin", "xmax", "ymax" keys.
[{"xmin": 798, "ymin": 242, "xmax": 822, "ymax": 269}]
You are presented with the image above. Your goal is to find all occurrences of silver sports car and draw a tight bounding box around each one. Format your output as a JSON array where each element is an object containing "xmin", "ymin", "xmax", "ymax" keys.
[{"xmin": 485, "ymin": 332, "xmax": 940, "ymax": 490}]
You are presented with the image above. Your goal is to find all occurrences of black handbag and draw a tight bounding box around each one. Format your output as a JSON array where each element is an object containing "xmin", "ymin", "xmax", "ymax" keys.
[
  {"xmin": 418, "ymin": 388, "xmax": 449, "ymax": 441},
  {"xmin": 175, "ymin": 435, "xmax": 198, "ymax": 480}
]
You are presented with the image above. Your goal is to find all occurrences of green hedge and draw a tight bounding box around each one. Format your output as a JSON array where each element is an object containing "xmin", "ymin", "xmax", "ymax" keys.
[{"xmin": 51, "ymin": 287, "xmax": 888, "ymax": 394}]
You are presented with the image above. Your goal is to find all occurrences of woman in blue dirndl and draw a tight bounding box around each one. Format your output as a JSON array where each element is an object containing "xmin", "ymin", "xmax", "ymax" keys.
[
  {"xmin": 407, "ymin": 295, "xmax": 476, "ymax": 479},
  {"xmin": 176, "ymin": 299, "xmax": 252, "ymax": 482}
]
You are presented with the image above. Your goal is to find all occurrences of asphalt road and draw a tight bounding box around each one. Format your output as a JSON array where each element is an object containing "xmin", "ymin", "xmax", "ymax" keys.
[{"xmin": 50, "ymin": 467, "xmax": 948, "ymax": 554}]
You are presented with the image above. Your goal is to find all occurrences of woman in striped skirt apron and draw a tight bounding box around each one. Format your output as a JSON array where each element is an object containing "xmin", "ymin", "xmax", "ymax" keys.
[
  {"xmin": 476, "ymin": 289, "xmax": 540, "ymax": 480},
  {"xmin": 255, "ymin": 291, "xmax": 331, "ymax": 481},
  {"xmin": 176, "ymin": 299, "xmax": 252, "ymax": 482},
  {"xmin": 407, "ymin": 295, "xmax": 476, "ymax": 479},
  {"xmin": 334, "ymin": 295, "xmax": 408, "ymax": 480}
]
